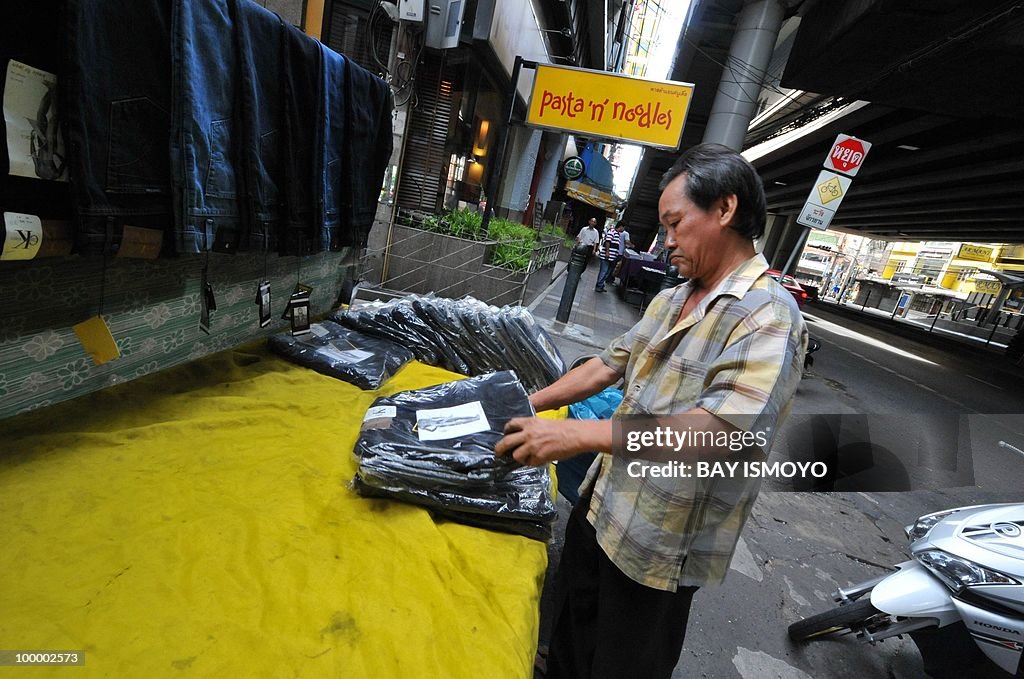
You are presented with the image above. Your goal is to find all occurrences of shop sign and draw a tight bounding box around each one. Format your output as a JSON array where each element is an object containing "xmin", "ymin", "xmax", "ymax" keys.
[
  {"xmin": 974, "ymin": 278, "xmax": 1002, "ymax": 294},
  {"xmin": 526, "ymin": 64, "xmax": 694, "ymax": 149},
  {"xmin": 561, "ymin": 156, "xmax": 584, "ymax": 180},
  {"xmin": 957, "ymin": 244, "xmax": 994, "ymax": 263}
]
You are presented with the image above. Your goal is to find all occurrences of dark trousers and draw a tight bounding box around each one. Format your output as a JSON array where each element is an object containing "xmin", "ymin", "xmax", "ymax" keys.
[{"xmin": 546, "ymin": 495, "xmax": 699, "ymax": 679}]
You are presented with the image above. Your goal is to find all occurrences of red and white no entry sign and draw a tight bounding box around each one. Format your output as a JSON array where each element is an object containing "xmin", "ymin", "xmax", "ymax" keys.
[{"xmin": 824, "ymin": 134, "xmax": 871, "ymax": 177}]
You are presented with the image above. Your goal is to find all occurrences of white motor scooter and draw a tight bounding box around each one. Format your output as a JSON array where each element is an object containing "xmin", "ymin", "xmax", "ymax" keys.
[{"xmin": 789, "ymin": 495, "xmax": 1024, "ymax": 677}]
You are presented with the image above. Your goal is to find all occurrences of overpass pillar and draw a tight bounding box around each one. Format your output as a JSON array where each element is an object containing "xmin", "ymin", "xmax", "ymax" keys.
[{"xmin": 702, "ymin": 0, "xmax": 786, "ymax": 150}]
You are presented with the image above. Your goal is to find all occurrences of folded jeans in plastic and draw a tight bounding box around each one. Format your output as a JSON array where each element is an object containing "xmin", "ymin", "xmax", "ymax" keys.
[
  {"xmin": 267, "ymin": 320, "xmax": 413, "ymax": 390},
  {"xmin": 353, "ymin": 371, "xmax": 555, "ymax": 540}
]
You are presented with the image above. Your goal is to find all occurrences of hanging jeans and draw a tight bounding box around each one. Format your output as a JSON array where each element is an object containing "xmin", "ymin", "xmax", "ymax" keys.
[
  {"xmin": 320, "ymin": 46, "xmax": 347, "ymax": 252},
  {"xmin": 230, "ymin": 0, "xmax": 285, "ymax": 253},
  {"xmin": 170, "ymin": 0, "xmax": 246, "ymax": 254},
  {"xmin": 63, "ymin": 0, "xmax": 174, "ymax": 256},
  {"xmin": 279, "ymin": 22, "xmax": 323, "ymax": 256},
  {"xmin": 341, "ymin": 59, "xmax": 393, "ymax": 249}
]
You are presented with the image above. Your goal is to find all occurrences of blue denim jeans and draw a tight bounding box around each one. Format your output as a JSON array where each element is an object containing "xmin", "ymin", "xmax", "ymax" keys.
[
  {"xmin": 596, "ymin": 257, "xmax": 617, "ymax": 289},
  {"xmin": 342, "ymin": 60, "xmax": 393, "ymax": 249},
  {"xmin": 321, "ymin": 46, "xmax": 347, "ymax": 252},
  {"xmin": 63, "ymin": 0, "xmax": 174, "ymax": 256},
  {"xmin": 171, "ymin": 0, "xmax": 245, "ymax": 254},
  {"xmin": 279, "ymin": 22, "xmax": 323, "ymax": 256},
  {"xmin": 230, "ymin": 0, "xmax": 285, "ymax": 253}
]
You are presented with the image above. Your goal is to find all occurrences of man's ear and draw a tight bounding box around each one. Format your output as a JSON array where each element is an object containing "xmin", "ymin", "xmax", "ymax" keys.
[{"xmin": 717, "ymin": 194, "xmax": 738, "ymax": 229}]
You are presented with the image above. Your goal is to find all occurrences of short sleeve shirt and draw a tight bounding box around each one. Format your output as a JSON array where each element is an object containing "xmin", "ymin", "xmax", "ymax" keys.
[
  {"xmin": 585, "ymin": 253, "xmax": 807, "ymax": 590},
  {"xmin": 577, "ymin": 227, "xmax": 599, "ymax": 248},
  {"xmin": 598, "ymin": 229, "xmax": 625, "ymax": 261}
]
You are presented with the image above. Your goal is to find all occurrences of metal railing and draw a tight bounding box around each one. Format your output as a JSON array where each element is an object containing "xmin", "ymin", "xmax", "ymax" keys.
[{"xmin": 361, "ymin": 224, "xmax": 564, "ymax": 308}]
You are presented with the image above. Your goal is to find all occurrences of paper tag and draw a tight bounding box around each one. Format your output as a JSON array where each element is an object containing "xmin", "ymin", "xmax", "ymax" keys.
[
  {"xmin": 72, "ymin": 315, "xmax": 120, "ymax": 365},
  {"xmin": 116, "ymin": 225, "xmax": 163, "ymax": 259},
  {"xmin": 2, "ymin": 212, "xmax": 43, "ymax": 260},
  {"xmin": 4, "ymin": 60, "xmax": 68, "ymax": 182},
  {"xmin": 290, "ymin": 293, "xmax": 311, "ymax": 335},
  {"xmin": 309, "ymin": 323, "xmax": 330, "ymax": 338},
  {"xmin": 199, "ymin": 264, "xmax": 212, "ymax": 335},
  {"xmin": 256, "ymin": 281, "xmax": 271, "ymax": 327},
  {"xmin": 364, "ymin": 405, "xmax": 397, "ymax": 421},
  {"xmin": 415, "ymin": 401, "xmax": 490, "ymax": 441},
  {"xmin": 315, "ymin": 345, "xmax": 372, "ymax": 364}
]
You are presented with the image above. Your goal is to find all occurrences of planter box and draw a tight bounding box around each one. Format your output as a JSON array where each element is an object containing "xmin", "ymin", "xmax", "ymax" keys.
[
  {"xmin": 475, "ymin": 264, "xmax": 529, "ymax": 307},
  {"xmin": 382, "ymin": 224, "xmax": 498, "ymax": 299}
]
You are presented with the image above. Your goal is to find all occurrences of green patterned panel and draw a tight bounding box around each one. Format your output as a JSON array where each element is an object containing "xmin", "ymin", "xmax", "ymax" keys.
[{"xmin": 0, "ymin": 251, "xmax": 350, "ymax": 419}]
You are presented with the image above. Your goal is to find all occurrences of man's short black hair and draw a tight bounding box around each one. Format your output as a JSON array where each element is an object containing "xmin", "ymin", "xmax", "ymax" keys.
[{"xmin": 658, "ymin": 143, "xmax": 767, "ymax": 240}]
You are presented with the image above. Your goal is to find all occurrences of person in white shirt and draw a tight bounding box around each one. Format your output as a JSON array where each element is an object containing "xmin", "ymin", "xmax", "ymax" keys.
[{"xmin": 576, "ymin": 218, "xmax": 600, "ymax": 249}]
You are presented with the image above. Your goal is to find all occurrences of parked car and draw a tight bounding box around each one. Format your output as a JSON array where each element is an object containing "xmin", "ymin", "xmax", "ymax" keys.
[
  {"xmin": 767, "ymin": 269, "xmax": 809, "ymax": 307},
  {"xmin": 800, "ymin": 282, "xmax": 821, "ymax": 303}
]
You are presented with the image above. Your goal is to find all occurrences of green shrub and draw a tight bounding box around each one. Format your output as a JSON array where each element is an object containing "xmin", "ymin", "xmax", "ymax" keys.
[
  {"xmin": 405, "ymin": 209, "xmax": 540, "ymax": 271},
  {"xmin": 446, "ymin": 208, "xmax": 483, "ymax": 240},
  {"xmin": 488, "ymin": 218, "xmax": 535, "ymax": 272},
  {"xmin": 540, "ymin": 221, "xmax": 574, "ymax": 248}
]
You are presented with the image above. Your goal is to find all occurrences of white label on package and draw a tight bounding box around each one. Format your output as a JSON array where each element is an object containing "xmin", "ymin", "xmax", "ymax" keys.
[
  {"xmin": 309, "ymin": 323, "xmax": 330, "ymax": 338},
  {"xmin": 415, "ymin": 401, "xmax": 490, "ymax": 441},
  {"xmin": 363, "ymin": 405, "xmax": 397, "ymax": 421},
  {"xmin": 315, "ymin": 345, "xmax": 372, "ymax": 364}
]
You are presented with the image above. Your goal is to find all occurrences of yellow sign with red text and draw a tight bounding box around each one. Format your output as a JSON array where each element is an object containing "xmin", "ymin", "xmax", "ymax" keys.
[{"xmin": 526, "ymin": 64, "xmax": 694, "ymax": 149}]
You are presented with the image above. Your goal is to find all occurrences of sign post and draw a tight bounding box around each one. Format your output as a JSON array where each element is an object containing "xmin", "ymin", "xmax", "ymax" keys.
[{"xmin": 783, "ymin": 134, "xmax": 872, "ymax": 281}]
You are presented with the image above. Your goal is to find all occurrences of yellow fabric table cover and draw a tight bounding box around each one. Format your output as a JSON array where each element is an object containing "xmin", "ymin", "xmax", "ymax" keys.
[{"xmin": 0, "ymin": 343, "xmax": 556, "ymax": 678}]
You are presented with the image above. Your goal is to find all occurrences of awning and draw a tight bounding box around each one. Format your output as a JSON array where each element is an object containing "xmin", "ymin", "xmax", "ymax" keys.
[{"xmin": 564, "ymin": 180, "xmax": 621, "ymax": 214}]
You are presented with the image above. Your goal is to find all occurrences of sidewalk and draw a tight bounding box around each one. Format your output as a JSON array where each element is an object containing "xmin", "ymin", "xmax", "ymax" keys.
[{"xmin": 527, "ymin": 261, "xmax": 645, "ymax": 365}]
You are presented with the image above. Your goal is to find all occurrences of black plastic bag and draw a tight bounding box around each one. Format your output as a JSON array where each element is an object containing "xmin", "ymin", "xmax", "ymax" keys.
[
  {"xmin": 268, "ymin": 320, "xmax": 414, "ymax": 390},
  {"xmin": 353, "ymin": 371, "xmax": 555, "ymax": 540}
]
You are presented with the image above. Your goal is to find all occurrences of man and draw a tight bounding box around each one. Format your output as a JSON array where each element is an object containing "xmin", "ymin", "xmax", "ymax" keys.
[
  {"xmin": 593, "ymin": 222, "xmax": 628, "ymax": 292},
  {"xmin": 496, "ymin": 143, "xmax": 807, "ymax": 679},
  {"xmin": 576, "ymin": 217, "xmax": 601, "ymax": 249},
  {"xmin": 575, "ymin": 217, "xmax": 601, "ymax": 268}
]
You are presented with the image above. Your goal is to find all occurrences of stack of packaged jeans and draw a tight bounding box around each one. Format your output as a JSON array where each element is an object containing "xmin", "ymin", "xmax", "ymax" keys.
[
  {"xmin": 353, "ymin": 371, "xmax": 556, "ymax": 540},
  {"xmin": 331, "ymin": 296, "xmax": 566, "ymax": 392},
  {"xmin": 267, "ymin": 320, "xmax": 413, "ymax": 390}
]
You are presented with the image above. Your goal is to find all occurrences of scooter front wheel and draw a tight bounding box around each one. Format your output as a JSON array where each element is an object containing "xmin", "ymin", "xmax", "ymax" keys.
[{"xmin": 788, "ymin": 598, "xmax": 882, "ymax": 642}]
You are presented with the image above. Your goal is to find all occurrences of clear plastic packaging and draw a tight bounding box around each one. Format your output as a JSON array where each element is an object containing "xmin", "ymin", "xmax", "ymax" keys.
[
  {"xmin": 268, "ymin": 320, "xmax": 414, "ymax": 390},
  {"xmin": 331, "ymin": 295, "xmax": 566, "ymax": 392},
  {"xmin": 353, "ymin": 370, "xmax": 556, "ymax": 540}
]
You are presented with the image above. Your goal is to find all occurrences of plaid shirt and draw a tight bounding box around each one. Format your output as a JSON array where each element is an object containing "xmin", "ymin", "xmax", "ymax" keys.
[{"xmin": 585, "ymin": 253, "xmax": 807, "ymax": 590}]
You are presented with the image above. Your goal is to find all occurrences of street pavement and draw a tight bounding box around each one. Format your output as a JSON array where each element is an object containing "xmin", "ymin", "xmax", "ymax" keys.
[{"xmin": 525, "ymin": 267, "xmax": 1022, "ymax": 678}]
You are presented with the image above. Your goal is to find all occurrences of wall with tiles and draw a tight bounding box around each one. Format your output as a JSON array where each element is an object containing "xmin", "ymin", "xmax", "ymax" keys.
[{"xmin": 0, "ymin": 251, "xmax": 350, "ymax": 419}]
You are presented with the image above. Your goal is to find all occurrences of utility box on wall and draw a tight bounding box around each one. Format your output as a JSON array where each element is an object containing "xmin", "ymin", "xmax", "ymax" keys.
[
  {"xmin": 424, "ymin": 0, "xmax": 464, "ymax": 49},
  {"xmin": 398, "ymin": 0, "xmax": 425, "ymax": 22}
]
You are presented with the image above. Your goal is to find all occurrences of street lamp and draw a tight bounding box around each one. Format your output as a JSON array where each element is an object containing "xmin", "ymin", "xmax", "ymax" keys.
[{"xmin": 540, "ymin": 28, "xmax": 573, "ymax": 38}]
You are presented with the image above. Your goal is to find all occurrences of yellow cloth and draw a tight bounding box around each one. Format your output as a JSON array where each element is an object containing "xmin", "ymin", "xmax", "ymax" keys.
[{"xmin": 0, "ymin": 343, "xmax": 560, "ymax": 678}]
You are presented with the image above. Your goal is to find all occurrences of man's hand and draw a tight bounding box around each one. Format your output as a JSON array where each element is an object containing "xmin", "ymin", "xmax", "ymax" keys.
[{"xmin": 495, "ymin": 418, "xmax": 612, "ymax": 467}]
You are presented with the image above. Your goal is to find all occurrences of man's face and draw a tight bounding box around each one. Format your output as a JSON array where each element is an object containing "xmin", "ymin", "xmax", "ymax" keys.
[
  {"xmin": 588, "ymin": 218, "xmax": 597, "ymax": 228},
  {"xmin": 658, "ymin": 174, "xmax": 729, "ymax": 281}
]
